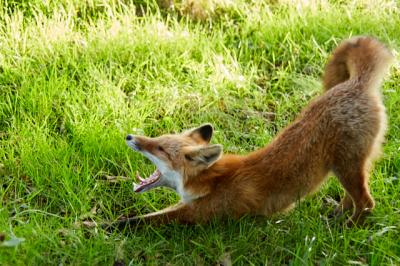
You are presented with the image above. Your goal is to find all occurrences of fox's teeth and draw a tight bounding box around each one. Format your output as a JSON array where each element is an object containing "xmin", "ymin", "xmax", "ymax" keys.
[{"xmin": 132, "ymin": 169, "xmax": 161, "ymax": 193}]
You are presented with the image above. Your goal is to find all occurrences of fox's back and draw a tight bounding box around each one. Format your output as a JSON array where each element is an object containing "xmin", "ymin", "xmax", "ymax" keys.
[{"xmin": 307, "ymin": 79, "xmax": 385, "ymax": 144}]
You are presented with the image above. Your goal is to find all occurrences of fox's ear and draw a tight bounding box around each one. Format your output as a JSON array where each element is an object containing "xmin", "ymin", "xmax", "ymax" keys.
[
  {"xmin": 186, "ymin": 124, "xmax": 214, "ymax": 144},
  {"xmin": 185, "ymin": 144, "xmax": 223, "ymax": 167}
]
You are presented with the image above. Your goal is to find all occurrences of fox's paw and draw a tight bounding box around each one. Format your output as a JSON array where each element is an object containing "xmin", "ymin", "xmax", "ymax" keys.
[{"xmin": 345, "ymin": 207, "xmax": 374, "ymax": 227}]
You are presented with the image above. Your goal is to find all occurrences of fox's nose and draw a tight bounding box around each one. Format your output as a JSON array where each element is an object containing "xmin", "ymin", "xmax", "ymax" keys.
[{"xmin": 126, "ymin": 134, "xmax": 134, "ymax": 141}]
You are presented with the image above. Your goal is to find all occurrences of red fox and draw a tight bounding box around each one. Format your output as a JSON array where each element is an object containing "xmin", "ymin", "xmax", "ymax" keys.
[{"xmin": 121, "ymin": 36, "xmax": 393, "ymax": 227}]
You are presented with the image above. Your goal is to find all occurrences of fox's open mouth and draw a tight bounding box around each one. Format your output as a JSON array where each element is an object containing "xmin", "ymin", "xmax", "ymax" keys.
[{"xmin": 133, "ymin": 169, "xmax": 161, "ymax": 192}]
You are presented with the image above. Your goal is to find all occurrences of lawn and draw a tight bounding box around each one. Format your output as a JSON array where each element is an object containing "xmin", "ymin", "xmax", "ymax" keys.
[{"xmin": 0, "ymin": 0, "xmax": 399, "ymax": 264}]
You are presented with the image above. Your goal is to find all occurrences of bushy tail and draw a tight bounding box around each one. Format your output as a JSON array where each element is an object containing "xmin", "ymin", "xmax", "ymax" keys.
[{"xmin": 323, "ymin": 36, "xmax": 393, "ymax": 91}]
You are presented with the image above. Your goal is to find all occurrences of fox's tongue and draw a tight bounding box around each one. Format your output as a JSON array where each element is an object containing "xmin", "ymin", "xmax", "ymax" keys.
[{"xmin": 133, "ymin": 169, "xmax": 161, "ymax": 192}]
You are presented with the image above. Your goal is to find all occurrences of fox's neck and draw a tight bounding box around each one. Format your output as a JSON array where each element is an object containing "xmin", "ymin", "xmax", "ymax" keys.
[
  {"xmin": 183, "ymin": 154, "xmax": 250, "ymax": 197},
  {"xmin": 183, "ymin": 145, "xmax": 273, "ymax": 201},
  {"xmin": 210, "ymin": 154, "xmax": 245, "ymax": 176}
]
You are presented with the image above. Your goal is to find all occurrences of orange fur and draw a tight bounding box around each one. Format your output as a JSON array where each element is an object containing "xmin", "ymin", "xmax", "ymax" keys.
[{"xmin": 120, "ymin": 36, "xmax": 393, "ymax": 227}]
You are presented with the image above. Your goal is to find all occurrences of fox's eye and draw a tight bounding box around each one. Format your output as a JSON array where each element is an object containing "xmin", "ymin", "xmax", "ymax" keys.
[
  {"xmin": 185, "ymin": 154, "xmax": 194, "ymax": 161},
  {"xmin": 157, "ymin": 146, "xmax": 165, "ymax": 152}
]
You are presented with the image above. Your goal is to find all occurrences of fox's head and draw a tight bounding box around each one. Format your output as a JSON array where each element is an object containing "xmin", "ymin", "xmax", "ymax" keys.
[{"xmin": 126, "ymin": 124, "xmax": 223, "ymax": 201}]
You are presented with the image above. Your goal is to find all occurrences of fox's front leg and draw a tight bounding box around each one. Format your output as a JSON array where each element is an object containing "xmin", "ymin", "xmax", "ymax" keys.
[{"xmin": 110, "ymin": 203, "xmax": 196, "ymax": 229}]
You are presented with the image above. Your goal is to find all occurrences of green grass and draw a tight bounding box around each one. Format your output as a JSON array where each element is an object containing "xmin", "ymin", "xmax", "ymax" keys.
[{"xmin": 0, "ymin": 0, "xmax": 399, "ymax": 264}]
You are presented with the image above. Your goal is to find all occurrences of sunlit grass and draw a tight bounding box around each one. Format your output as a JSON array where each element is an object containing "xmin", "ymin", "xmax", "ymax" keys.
[{"xmin": 0, "ymin": 0, "xmax": 399, "ymax": 264}]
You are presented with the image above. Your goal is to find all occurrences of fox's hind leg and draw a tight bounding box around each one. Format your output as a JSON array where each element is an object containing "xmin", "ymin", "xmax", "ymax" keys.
[{"xmin": 333, "ymin": 157, "xmax": 375, "ymax": 226}]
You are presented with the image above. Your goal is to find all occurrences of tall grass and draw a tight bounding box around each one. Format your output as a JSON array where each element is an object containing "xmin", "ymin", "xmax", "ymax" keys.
[{"xmin": 0, "ymin": 0, "xmax": 399, "ymax": 264}]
